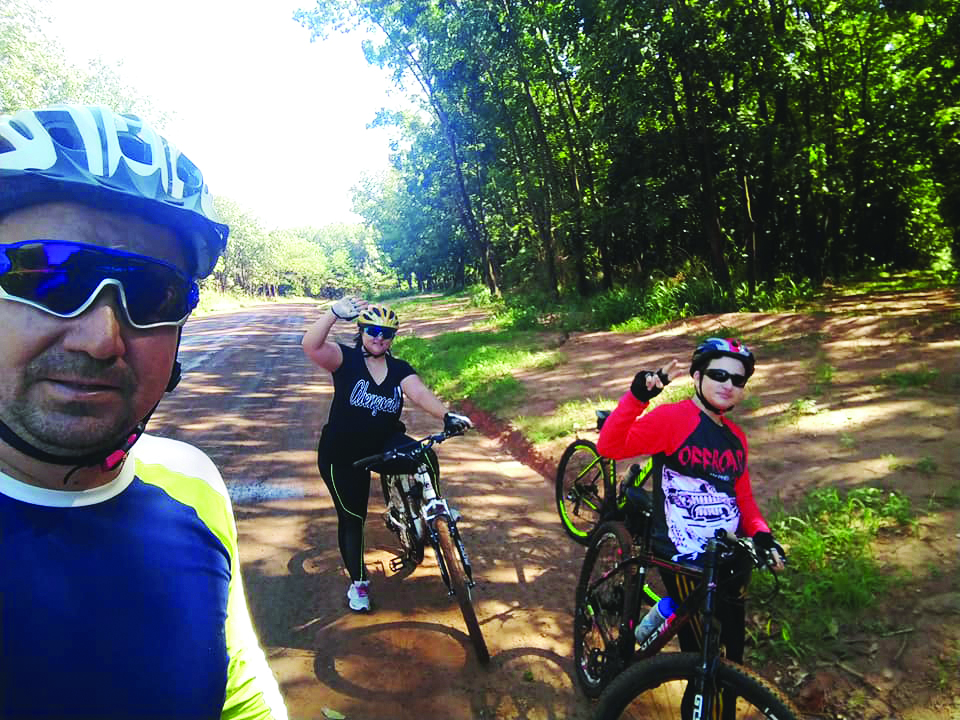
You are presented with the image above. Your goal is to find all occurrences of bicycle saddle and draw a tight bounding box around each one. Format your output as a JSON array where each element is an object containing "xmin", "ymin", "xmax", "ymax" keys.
[{"xmin": 596, "ymin": 410, "xmax": 612, "ymax": 431}]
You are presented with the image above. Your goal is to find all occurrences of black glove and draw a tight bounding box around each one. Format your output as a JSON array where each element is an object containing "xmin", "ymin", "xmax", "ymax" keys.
[
  {"xmin": 444, "ymin": 412, "xmax": 472, "ymax": 435},
  {"xmin": 630, "ymin": 370, "xmax": 670, "ymax": 402},
  {"xmin": 752, "ymin": 531, "xmax": 786, "ymax": 567}
]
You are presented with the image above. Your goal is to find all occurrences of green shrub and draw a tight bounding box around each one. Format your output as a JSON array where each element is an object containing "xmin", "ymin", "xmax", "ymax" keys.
[{"xmin": 749, "ymin": 487, "xmax": 915, "ymax": 660}]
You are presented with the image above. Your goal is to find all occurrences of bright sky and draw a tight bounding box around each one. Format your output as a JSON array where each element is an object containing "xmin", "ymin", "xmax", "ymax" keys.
[{"xmin": 44, "ymin": 0, "xmax": 404, "ymax": 229}]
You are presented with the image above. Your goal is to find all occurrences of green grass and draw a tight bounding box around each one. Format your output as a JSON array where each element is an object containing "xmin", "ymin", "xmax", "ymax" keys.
[
  {"xmin": 515, "ymin": 398, "xmax": 615, "ymax": 443},
  {"xmin": 825, "ymin": 270, "xmax": 956, "ymax": 295},
  {"xmin": 392, "ymin": 329, "xmax": 563, "ymax": 415},
  {"xmin": 771, "ymin": 397, "xmax": 820, "ymax": 427},
  {"xmin": 877, "ymin": 369, "xmax": 939, "ymax": 389},
  {"xmin": 748, "ymin": 486, "xmax": 916, "ymax": 663},
  {"xmin": 928, "ymin": 483, "xmax": 960, "ymax": 510},
  {"xmin": 811, "ymin": 361, "xmax": 835, "ymax": 396},
  {"xmin": 915, "ymin": 456, "xmax": 939, "ymax": 475},
  {"xmin": 389, "ymin": 290, "xmax": 470, "ymax": 319}
]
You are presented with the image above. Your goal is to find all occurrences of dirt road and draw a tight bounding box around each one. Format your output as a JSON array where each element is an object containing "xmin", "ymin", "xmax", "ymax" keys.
[
  {"xmin": 149, "ymin": 290, "xmax": 960, "ymax": 720},
  {"xmin": 149, "ymin": 304, "xmax": 594, "ymax": 720}
]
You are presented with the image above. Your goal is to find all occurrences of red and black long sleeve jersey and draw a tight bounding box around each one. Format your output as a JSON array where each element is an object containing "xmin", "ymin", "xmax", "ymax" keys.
[{"xmin": 597, "ymin": 393, "xmax": 770, "ymax": 564}]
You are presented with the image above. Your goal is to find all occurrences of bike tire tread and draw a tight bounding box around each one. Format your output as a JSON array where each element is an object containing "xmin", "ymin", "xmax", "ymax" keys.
[{"xmin": 594, "ymin": 652, "xmax": 800, "ymax": 720}]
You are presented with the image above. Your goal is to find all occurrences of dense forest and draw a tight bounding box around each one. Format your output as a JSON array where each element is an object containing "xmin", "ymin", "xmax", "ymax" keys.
[
  {"xmin": 296, "ymin": 0, "xmax": 959, "ymax": 304},
  {"xmin": 4, "ymin": 0, "xmax": 957, "ymax": 305}
]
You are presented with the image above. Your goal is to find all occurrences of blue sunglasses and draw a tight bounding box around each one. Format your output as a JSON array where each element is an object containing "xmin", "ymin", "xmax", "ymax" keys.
[
  {"xmin": 361, "ymin": 325, "xmax": 397, "ymax": 340},
  {"xmin": 0, "ymin": 240, "xmax": 199, "ymax": 329}
]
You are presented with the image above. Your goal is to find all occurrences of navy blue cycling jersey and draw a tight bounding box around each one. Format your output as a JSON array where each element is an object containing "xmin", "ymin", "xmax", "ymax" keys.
[{"xmin": 0, "ymin": 434, "xmax": 286, "ymax": 719}]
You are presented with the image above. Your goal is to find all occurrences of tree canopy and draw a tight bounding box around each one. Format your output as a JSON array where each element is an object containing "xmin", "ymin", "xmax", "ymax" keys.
[{"xmin": 296, "ymin": 0, "xmax": 960, "ymax": 302}]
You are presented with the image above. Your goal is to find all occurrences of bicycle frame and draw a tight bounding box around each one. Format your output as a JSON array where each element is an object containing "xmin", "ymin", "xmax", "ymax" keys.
[
  {"xmin": 357, "ymin": 431, "xmax": 477, "ymax": 592},
  {"xmin": 587, "ymin": 532, "xmax": 761, "ymax": 718}
]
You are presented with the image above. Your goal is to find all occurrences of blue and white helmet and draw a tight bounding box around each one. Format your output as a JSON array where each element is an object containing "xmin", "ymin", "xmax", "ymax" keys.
[{"xmin": 0, "ymin": 104, "xmax": 228, "ymax": 279}]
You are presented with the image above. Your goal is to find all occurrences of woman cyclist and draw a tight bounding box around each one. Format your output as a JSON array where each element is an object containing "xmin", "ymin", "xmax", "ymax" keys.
[
  {"xmin": 597, "ymin": 338, "xmax": 785, "ymax": 716},
  {"xmin": 302, "ymin": 298, "xmax": 471, "ymax": 612}
]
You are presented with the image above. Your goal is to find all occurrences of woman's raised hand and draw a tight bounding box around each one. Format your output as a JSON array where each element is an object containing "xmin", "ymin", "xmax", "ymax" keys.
[{"xmin": 330, "ymin": 296, "xmax": 367, "ymax": 321}]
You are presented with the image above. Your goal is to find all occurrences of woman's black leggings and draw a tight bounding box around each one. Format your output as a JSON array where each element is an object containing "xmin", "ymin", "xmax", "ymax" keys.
[
  {"xmin": 318, "ymin": 458, "xmax": 372, "ymax": 582},
  {"xmin": 318, "ymin": 433, "xmax": 440, "ymax": 582}
]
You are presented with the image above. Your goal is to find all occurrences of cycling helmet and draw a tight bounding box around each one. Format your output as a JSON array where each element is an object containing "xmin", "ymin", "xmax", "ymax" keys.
[
  {"xmin": 0, "ymin": 104, "xmax": 228, "ymax": 279},
  {"xmin": 358, "ymin": 304, "xmax": 399, "ymax": 330},
  {"xmin": 690, "ymin": 337, "xmax": 755, "ymax": 378}
]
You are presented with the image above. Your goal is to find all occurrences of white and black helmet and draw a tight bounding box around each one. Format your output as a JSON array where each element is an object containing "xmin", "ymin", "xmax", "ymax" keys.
[{"xmin": 0, "ymin": 104, "xmax": 228, "ymax": 279}]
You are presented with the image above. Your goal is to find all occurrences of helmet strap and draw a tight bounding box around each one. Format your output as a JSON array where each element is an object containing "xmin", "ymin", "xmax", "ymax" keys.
[
  {"xmin": 0, "ymin": 335, "xmax": 183, "ymax": 485},
  {"xmin": 694, "ymin": 375, "xmax": 734, "ymax": 417}
]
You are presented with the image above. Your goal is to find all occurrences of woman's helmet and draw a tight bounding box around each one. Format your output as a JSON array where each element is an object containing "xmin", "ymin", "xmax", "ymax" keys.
[
  {"xmin": 0, "ymin": 104, "xmax": 228, "ymax": 279},
  {"xmin": 690, "ymin": 337, "xmax": 755, "ymax": 378},
  {"xmin": 358, "ymin": 304, "xmax": 399, "ymax": 330}
]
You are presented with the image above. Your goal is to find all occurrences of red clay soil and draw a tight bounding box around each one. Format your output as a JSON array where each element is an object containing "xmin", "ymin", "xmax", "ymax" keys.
[{"xmin": 150, "ymin": 287, "xmax": 960, "ymax": 720}]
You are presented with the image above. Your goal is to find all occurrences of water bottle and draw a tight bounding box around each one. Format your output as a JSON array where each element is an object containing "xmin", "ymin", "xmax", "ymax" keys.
[{"xmin": 635, "ymin": 596, "xmax": 677, "ymax": 644}]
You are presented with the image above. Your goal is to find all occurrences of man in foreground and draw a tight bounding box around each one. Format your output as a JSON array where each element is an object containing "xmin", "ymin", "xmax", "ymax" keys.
[{"xmin": 0, "ymin": 104, "xmax": 287, "ymax": 719}]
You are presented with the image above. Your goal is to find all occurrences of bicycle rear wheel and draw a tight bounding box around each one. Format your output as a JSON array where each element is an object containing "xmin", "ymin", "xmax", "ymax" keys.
[
  {"xmin": 594, "ymin": 652, "xmax": 800, "ymax": 720},
  {"xmin": 435, "ymin": 516, "xmax": 490, "ymax": 664},
  {"xmin": 556, "ymin": 439, "xmax": 611, "ymax": 544},
  {"xmin": 573, "ymin": 520, "xmax": 636, "ymax": 698},
  {"xmin": 380, "ymin": 474, "xmax": 425, "ymax": 565}
]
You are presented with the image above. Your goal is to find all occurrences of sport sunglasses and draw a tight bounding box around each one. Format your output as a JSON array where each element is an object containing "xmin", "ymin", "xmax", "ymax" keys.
[
  {"xmin": 704, "ymin": 368, "xmax": 749, "ymax": 388},
  {"xmin": 0, "ymin": 240, "xmax": 199, "ymax": 329},
  {"xmin": 361, "ymin": 324, "xmax": 397, "ymax": 340}
]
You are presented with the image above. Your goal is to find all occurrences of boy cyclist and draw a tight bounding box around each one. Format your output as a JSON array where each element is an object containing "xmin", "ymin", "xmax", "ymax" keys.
[{"xmin": 598, "ymin": 338, "xmax": 785, "ymax": 715}]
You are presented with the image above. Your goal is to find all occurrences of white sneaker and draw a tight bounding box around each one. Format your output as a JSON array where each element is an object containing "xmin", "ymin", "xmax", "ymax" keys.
[{"xmin": 346, "ymin": 580, "xmax": 370, "ymax": 612}]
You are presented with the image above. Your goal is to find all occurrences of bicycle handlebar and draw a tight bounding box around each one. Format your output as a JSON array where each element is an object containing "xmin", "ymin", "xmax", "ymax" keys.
[
  {"xmin": 709, "ymin": 529, "xmax": 783, "ymax": 600},
  {"xmin": 352, "ymin": 427, "xmax": 467, "ymax": 469}
]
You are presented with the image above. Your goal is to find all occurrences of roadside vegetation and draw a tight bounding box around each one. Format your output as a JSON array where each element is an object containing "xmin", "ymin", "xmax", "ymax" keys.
[
  {"xmin": 747, "ymin": 487, "xmax": 916, "ymax": 663},
  {"xmin": 385, "ymin": 273, "xmax": 956, "ymax": 698}
]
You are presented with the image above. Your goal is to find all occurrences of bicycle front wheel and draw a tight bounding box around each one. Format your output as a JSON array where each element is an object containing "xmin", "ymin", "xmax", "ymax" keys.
[
  {"xmin": 435, "ymin": 516, "xmax": 490, "ymax": 664},
  {"xmin": 556, "ymin": 439, "xmax": 611, "ymax": 544},
  {"xmin": 573, "ymin": 520, "xmax": 636, "ymax": 698},
  {"xmin": 595, "ymin": 652, "xmax": 800, "ymax": 720}
]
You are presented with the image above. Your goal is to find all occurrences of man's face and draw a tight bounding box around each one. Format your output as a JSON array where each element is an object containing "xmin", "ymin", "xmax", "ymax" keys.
[{"xmin": 0, "ymin": 202, "xmax": 187, "ymax": 457}]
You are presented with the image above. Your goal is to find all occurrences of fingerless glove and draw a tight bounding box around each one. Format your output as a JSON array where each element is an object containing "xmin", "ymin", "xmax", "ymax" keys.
[
  {"xmin": 444, "ymin": 412, "xmax": 472, "ymax": 434},
  {"xmin": 331, "ymin": 297, "xmax": 361, "ymax": 321},
  {"xmin": 752, "ymin": 531, "xmax": 786, "ymax": 565},
  {"xmin": 630, "ymin": 370, "xmax": 670, "ymax": 402}
]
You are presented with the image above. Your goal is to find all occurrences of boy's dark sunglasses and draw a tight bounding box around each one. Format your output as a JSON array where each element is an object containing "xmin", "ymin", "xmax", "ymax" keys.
[
  {"xmin": 0, "ymin": 240, "xmax": 199, "ymax": 329},
  {"xmin": 704, "ymin": 368, "xmax": 748, "ymax": 388},
  {"xmin": 361, "ymin": 324, "xmax": 397, "ymax": 340}
]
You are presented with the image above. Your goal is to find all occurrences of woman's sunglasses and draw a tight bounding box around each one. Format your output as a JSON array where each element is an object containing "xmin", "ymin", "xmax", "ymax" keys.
[
  {"xmin": 704, "ymin": 368, "xmax": 748, "ymax": 388},
  {"xmin": 362, "ymin": 325, "xmax": 397, "ymax": 340},
  {"xmin": 0, "ymin": 240, "xmax": 198, "ymax": 329}
]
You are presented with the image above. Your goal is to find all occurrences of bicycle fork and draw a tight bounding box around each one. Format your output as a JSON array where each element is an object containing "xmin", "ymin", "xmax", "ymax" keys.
[
  {"xmin": 691, "ymin": 544, "xmax": 725, "ymax": 720},
  {"xmin": 427, "ymin": 510, "xmax": 476, "ymax": 595}
]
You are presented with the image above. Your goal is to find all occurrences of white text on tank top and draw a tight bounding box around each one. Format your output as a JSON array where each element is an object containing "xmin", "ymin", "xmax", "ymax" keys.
[{"xmin": 349, "ymin": 380, "xmax": 402, "ymax": 416}]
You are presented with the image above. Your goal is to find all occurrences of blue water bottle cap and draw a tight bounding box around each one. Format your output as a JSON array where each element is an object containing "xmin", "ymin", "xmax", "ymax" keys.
[{"xmin": 659, "ymin": 597, "xmax": 677, "ymax": 616}]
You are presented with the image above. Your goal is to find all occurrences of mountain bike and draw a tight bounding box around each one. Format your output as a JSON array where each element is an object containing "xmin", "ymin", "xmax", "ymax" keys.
[
  {"xmin": 574, "ymin": 492, "xmax": 799, "ymax": 718},
  {"xmin": 353, "ymin": 428, "xmax": 489, "ymax": 664},
  {"xmin": 555, "ymin": 409, "xmax": 650, "ymax": 545}
]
